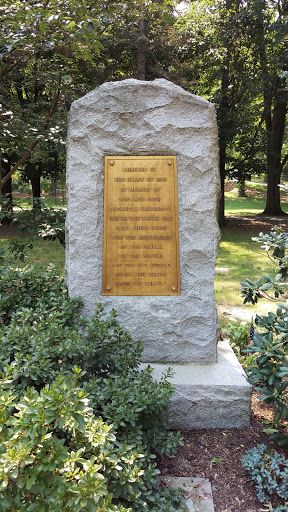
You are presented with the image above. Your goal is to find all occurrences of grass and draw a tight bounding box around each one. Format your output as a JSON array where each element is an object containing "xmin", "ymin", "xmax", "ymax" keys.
[
  {"xmin": 12, "ymin": 195, "xmax": 66, "ymax": 210},
  {"xmin": 215, "ymin": 229, "xmax": 279, "ymax": 320},
  {"xmin": 225, "ymin": 183, "xmax": 288, "ymax": 216},
  {"xmin": 0, "ymin": 235, "xmax": 65, "ymax": 273}
]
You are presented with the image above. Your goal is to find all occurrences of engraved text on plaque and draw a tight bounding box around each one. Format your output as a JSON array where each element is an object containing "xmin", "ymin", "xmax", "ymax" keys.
[{"xmin": 102, "ymin": 156, "xmax": 180, "ymax": 295}]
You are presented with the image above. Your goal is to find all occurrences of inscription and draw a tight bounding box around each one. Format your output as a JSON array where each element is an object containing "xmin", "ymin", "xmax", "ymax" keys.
[{"xmin": 102, "ymin": 156, "xmax": 180, "ymax": 295}]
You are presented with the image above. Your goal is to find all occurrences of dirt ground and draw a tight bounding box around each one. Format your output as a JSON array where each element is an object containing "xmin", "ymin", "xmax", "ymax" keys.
[{"xmin": 158, "ymin": 393, "xmax": 288, "ymax": 512}]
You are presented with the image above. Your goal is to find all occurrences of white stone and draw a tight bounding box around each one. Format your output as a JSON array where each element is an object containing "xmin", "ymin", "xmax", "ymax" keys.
[
  {"xmin": 140, "ymin": 341, "xmax": 251, "ymax": 429},
  {"xmin": 159, "ymin": 477, "xmax": 215, "ymax": 512},
  {"xmin": 66, "ymin": 79, "xmax": 221, "ymax": 364}
]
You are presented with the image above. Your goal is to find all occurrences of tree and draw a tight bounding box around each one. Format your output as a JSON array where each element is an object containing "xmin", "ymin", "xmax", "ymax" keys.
[
  {"xmin": 173, "ymin": 0, "xmax": 262, "ymax": 224},
  {"xmin": 172, "ymin": 0, "xmax": 288, "ymax": 222},
  {"xmin": 250, "ymin": 0, "xmax": 288, "ymax": 215},
  {"xmin": 87, "ymin": 0, "xmax": 177, "ymax": 83},
  {"xmin": 0, "ymin": 0, "xmax": 103, "ymax": 193}
]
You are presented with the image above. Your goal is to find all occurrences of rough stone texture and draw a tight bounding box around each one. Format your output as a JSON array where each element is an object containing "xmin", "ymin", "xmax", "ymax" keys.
[
  {"xmin": 159, "ymin": 477, "xmax": 215, "ymax": 512},
  {"xmin": 66, "ymin": 78, "xmax": 220, "ymax": 364},
  {"xmin": 140, "ymin": 341, "xmax": 251, "ymax": 429}
]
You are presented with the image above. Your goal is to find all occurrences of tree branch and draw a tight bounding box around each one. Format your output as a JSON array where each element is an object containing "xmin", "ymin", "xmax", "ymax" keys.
[{"xmin": 0, "ymin": 78, "xmax": 62, "ymax": 191}]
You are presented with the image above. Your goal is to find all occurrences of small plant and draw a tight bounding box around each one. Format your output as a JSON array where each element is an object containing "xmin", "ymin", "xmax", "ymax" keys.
[
  {"xmin": 240, "ymin": 226, "xmax": 288, "ymax": 304},
  {"xmin": 241, "ymin": 444, "xmax": 288, "ymax": 511},
  {"xmin": 243, "ymin": 306, "xmax": 288, "ymax": 445},
  {"xmin": 221, "ymin": 320, "xmax": 256, "ymax": 368}
]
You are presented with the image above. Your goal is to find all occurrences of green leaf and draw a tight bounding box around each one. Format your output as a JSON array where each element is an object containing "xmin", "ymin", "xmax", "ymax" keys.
[{"xmin": 72, "ymin": 412, "xmax": 86, "ymax": 427}]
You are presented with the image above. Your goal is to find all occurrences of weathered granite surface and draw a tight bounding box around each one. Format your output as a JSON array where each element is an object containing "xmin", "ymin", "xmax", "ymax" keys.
[
  {"xmin": 140, "ymin": 341, "xmax": 252, "ymax": 429},
  {"xmin": 65, "ymin": 79, "xmax": 221, "ymax": 363}
]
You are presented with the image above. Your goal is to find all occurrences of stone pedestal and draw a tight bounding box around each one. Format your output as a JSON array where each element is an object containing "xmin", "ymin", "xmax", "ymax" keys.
[
  {"xmin": 65, "ymin": 79, "xmax": 251, "ymax": 429},
  {"xmin": 141, "ymin": 341, "xmax": 251, "ymax": 429}
]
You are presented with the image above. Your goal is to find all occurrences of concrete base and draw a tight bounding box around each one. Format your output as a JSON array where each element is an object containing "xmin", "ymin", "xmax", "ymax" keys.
[{"xmin": 140, "ymin": 341, "xmax": 252, "ymax": 429}]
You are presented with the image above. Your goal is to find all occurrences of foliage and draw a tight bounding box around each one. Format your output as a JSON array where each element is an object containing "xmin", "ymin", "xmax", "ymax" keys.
[
  {"xmin": 0, "ymin": 253, "xmax": 184, "ymax": 512},
  {"xmin": 0, "ymin": 195, "xmax": 66, "ymax": 256},
  {"xmin": 241, "ymin": 444, "xmax": 288, "ymax": 510},
  {"xmin": 221, "ymin": 320, "xmax": 256, "ymax": 369},
  {"xmin": 173, "ymin": 0, "xmax": 287, "ymax": 216},
  {"xmin": 244, "ymin": 305, "xmax": 288, "ymax": 439},
  {"xmin": 240, "ymin": 227, "xmax": 288, "ymax": 304},
  {"xmin": 0, "ymin": 0, "xmax": 103, "ymax": 190},
  {"xmin": 240, "ymin": 227, "xmax": 288, "ymax": 445},
  {"xmin": 0, "ymin": 260, "xmax": 75, "ymax": 326}
]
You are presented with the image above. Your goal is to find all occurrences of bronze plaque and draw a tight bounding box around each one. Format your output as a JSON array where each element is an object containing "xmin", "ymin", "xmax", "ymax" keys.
[{"xmin": 102, "ymin": 156, "xmax": 180, "ymax": 296}]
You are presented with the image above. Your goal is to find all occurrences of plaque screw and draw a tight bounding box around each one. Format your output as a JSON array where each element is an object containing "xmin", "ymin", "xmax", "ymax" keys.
[
  {"xmin": 110, "ymin": 161, "xmax": 114, "ymax": 166},
  {"xmin": 168, "ymin": 160, "xmax": 172, "ymax": 166},
  {"xmin": 107, "ymin": 285, "xmax": 111, "ymax": 291},
  {"xmin": 172, "ymin": 286, "xmax": 176, "ymax": 291}
]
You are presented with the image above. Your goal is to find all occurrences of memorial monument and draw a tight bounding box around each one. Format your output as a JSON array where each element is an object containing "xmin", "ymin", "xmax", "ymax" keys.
[{"xmin": 65, "ymin": 79, "xmax": 251, "ymax": 429}]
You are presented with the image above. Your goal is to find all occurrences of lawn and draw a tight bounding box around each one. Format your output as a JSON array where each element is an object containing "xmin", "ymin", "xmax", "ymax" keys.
[{"xmin": 225, "ymin": 181, "xmax": 288, "ymax": 215}]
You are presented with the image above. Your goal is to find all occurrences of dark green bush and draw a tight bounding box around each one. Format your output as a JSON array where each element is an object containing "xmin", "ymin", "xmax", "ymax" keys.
[
  {"xmin": 240, "ymin": 228, "xmax": 288, "ymax": 446},
  {"xmin": 244, "ymin": 306, "xmax": 288, "ymax": 445},
  {"xmin": 0, "ymin": 254, "xmax": 184, "ymax": 512}
]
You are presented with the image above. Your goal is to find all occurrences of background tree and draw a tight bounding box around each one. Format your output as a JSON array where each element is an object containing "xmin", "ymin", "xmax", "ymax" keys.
[
  {"xmin": 249, "ymin": 0, "xmax": 288, "ymax": 215},
  {"xmin": 173, "ymin": 0, "xmax": 262, "ymax": 224},
  {"xmin": 0, "ymin": 0, "xmax": 103, "ymax": 193},
  {"xmin": 172, "ymin": 0, "xmax": 287, "ymax": 222}
]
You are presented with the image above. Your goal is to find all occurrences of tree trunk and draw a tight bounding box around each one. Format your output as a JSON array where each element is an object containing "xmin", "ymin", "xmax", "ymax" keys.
[
  {"xmin": 1, "ymin": 157, "xmax": 13, "ymax": 225},
  {"xmin": 217, "ymin": 64, "xmax": 231, "ymax": 226},
  {"xmin": 257, "ymin": 1, "xmax": 287, "ymax": 215},
  {"xmin": 30, "ymin": 175, "xmax": 41, "ymax": 209},
  {"xmin": 261, "ymin": 80, "xmax": 287, "ymax": 215},
  {"xmin": 137, "ymin": 19, "xmax": 146, "ymax": 80},
  {"xmin": 218, "ymin": 147, "xmax": 226, "ymax": 226},
  {"xmin": 238, "ymin": 179, "xmax": 246, "ymax": 197}
]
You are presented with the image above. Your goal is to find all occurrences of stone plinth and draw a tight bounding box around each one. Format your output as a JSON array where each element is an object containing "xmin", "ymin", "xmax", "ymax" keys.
[
  {"xmin": 140, "ymin": 341, "xmax": 251, "ymax": 429},
  {"xmin": 65, "ymin": 79, "xmax": 251, "ymax": 428}
]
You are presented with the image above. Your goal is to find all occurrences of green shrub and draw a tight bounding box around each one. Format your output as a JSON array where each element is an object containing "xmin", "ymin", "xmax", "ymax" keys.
[
  {"xmin": 221, "ymin": 320, "xmax": 257, "ymax": 369},
  {"xmin": 240, "ymin": 227, "xmax": 288, "ymax": 304},
  {"xmin": 0, "ymin": 255, "xmax": 184, "ymax": 512},
  {"xmin": 240, "ymin": 228, "xmax": 288, "ymax": 446},
  {"xmin": 244, "ymin": 306, "xmax": 288, "ymax": 430},
  {"xmin": 0, "ymin": 261, "xmax": 81, "ymax": 326}
]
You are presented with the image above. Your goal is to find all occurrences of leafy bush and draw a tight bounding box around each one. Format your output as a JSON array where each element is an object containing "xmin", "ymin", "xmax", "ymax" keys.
[
  {"xmin": 241, "ymin": 444, "xmax": 288, "ymax": 511},
  {"xmin": 240, "ymin": 228, "xmax": 288, "ymax": 446},
  {"xmin": 221, "ymin": 320, "xmax": 256, "ymax": 368},
  {"xmin": 0, "ymin": 262, "xmax": 81, "ymax": 326},
  {"xmin": 240, "ymin": 227, "xmax": 288, "ymax": 304},
  {"xmin": 0, "ymin": 254, "xmax": 184, "ymax": 512},
  {"xmin": 243, "ymin": 306, "xmax": 288, "ymax": 445}
]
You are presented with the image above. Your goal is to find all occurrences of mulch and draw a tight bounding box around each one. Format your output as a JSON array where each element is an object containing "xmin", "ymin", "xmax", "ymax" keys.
[
  {"xmin": 222, "ymin": 214, "xmax": 288, "ymax": 235},
  {"xmin": 158, "ymin": 393, "xmax": 288, "ymax": 512}
]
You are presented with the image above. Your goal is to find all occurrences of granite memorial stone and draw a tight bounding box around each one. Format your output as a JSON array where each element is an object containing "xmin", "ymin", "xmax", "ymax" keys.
[{"xmin": 65, "ymin": 79, "xmax": 251, "ymax": 428}]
